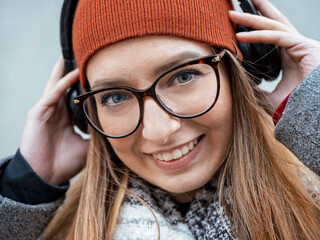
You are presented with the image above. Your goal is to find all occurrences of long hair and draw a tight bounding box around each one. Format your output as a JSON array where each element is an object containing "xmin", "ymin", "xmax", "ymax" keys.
[
  {"xmin": 43, "ymin": 50, "xmax": 320, "ymax": 240},
  {"xmin": 219, "ymin": 52, "xmax": 320, "ymax": 239}
]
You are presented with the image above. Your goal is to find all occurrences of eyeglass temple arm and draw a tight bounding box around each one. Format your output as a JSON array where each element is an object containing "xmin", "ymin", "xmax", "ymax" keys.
[{"xmin": 212, "ymin": 49, "xmax": 226, "ymax": 63}]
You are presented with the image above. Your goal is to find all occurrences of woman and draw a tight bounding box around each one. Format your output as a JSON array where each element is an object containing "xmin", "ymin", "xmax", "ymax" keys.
[{"xmin": 1, "ymin": 0, "xmax": 320, "ymax": 239}]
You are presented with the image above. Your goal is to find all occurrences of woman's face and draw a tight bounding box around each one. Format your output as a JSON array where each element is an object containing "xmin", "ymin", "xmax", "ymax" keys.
[{"xmin": 87, "ymin": 36, "xmax": 233, "ymax": 201}]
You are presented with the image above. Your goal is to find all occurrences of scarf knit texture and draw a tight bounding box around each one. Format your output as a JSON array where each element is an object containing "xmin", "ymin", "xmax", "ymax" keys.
[
  {"xmin": 113, "ymin": 169, "xmax": 320, "ymax": 240},
  {"xmin": 113, "ymin": 174, "xmax": 234, "ymax": 240}
]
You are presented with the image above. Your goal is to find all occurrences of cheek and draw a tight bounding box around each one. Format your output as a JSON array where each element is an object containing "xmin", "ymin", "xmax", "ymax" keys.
[
  {"xmin": 214, "ymin": 65, "xmax": 233, "ymax": 130},
  {"xmin": 196, "ymin": 71, "xmax": 233, "ymax": 155},
  {"xmin": 108, "ymin": 137, "xmax": 137, "ymax": 165},
  {"xmin": 205, "ymin": 97, "xmax": 232, "ymax": 128},
  {"xmin": 202, "ymin": 67, "xmax": 233, "ymax": 127}
]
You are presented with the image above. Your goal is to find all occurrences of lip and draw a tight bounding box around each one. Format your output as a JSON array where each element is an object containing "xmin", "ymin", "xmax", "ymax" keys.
[{"xmin": 149, "ymin": 135, "xmax": 204, "ymax": 171}]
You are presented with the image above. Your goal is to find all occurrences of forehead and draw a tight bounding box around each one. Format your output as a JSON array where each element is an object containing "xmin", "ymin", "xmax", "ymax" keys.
[{"xmin": 86, "ymin": 36, "xmax": 214, "ymax": 88}]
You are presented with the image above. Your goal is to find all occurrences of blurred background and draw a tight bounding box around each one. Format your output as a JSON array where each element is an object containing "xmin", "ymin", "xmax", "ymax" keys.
[{"xmin": 1, "ymin": 0, "xmax": 320, "ymax": 157}]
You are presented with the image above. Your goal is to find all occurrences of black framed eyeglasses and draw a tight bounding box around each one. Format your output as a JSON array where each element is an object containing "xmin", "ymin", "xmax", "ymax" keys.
[{"xmin": 74, "ymin": 49, "xmax": 226, "ymax": 138}]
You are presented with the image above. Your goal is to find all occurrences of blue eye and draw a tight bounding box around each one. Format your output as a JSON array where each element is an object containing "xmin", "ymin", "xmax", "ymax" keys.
[
  {"xmin": 172, "ymin": 70, "xmax": 200, "ymax": 85},
  {"xmin": 100, "ymin": 92, "xmax": 130, "ymax": 107}
]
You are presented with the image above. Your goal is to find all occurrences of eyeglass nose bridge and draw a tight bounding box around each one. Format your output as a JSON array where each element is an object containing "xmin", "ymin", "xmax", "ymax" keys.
[
  {"xmin": 136, "ymin": 78, "xmax": 158, "ymax": 98},
  {"xmin": 135, "ymin": 82, "xmax": 173, "ymax": 117},
  {"xmin": 141, "ymin": 89, "xmax": 153, "ymax": 98}
]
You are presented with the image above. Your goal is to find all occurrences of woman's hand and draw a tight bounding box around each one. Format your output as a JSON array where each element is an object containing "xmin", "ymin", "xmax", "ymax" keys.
[
  {"xmin": 20, "ymin": 56, "xmax": 89, "ymax": 186},
  {"xmin": 229, "ymin": 0, "xmax": 320, "ymax": 111}
]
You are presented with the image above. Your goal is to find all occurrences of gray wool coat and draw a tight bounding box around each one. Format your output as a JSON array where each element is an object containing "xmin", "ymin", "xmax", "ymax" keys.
[{"xmin": 0, "ymin": 65, "xmax": 319, "ymax": 240}]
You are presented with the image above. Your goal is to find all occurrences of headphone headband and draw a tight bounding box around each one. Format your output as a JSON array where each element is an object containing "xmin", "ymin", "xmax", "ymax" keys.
[{"xmin": 61, "ymin": 0, "xmax": 78, "ymax": 73}]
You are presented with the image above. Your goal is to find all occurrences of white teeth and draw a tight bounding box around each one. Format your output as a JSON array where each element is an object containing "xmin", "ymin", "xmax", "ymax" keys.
[
  {"xmin": 152, "ymin": 153, "xmax": 164, "ymax": 160},
  {"xmin": 181, "ymin": 146, "xmax": 189, "ymax": 155},
  {"xmin": 157, "ymin": 153, "xmax": 164, "ymax": 160},
  {"xmin": 163, "ymin": 152, "xmax": 173, "ymax": 161},
  {"xmin": 172, "ymin": 149, "xmax": 183, "ymax": 159},
  {"xmin": 152, "ymin": 137, "xmax": 200, "ymax": 162},
  {"xmin": 188, "ymin": 141, "xmax": 194, "ymax": 150}
]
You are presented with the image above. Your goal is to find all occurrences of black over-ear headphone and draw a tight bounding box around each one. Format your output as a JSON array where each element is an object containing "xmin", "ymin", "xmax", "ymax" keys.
[
  {"xmin": 236, "ymin": 0, "xmax": 281, "ymax": 83},
  {"xmin": 60, "ymin": 0, "xmax": 282, "ymax": 133},
  {"xmin": 60, "ymin": 0, "xmax": 88, "ymax": 133}
]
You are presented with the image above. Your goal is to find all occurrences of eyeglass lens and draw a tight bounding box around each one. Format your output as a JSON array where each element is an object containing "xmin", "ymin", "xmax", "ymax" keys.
[{"xmin": 83, "ymin": 62, "xmax": 218, "ymax": 137}]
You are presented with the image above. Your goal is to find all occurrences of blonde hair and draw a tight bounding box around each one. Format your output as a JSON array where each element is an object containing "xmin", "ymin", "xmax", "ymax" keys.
[
  {"xmin": 219, "ymin": 52, "xmax": 320, "ymax": 239},
  {"xmin": 43, "ymin": 51, "xmax": 320, "ymax": 240}
]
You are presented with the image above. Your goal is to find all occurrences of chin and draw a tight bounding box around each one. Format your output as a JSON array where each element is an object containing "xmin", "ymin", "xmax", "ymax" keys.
[{"xmin": 153, "ymin": 168, "xmax": 217, "ymax": 194}]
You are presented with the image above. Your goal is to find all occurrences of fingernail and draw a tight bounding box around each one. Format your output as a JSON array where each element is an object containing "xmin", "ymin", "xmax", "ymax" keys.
[
  {"xmin": 235, "ymin": 32, "xmax": 247, "ymax": 37},
  {"xmin": 228, "ymin": 10, "xmax": 241, "ymax": 15}
]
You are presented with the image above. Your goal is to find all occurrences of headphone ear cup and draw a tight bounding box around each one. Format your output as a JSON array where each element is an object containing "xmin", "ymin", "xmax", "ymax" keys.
[
  {"xmin": 253, "ymin": 42, "xmax": 282, "ymax": 81},
  {"xmin": 64, "ymin": 81, "xmax": 88, "ymax": 133},
  {"xmin": 236, "ymin": 25, "xmax": 281, "ymax": 83},
  {"xmin": 236, "ymin": 25, "xmax": 261, "ymax": 85}
]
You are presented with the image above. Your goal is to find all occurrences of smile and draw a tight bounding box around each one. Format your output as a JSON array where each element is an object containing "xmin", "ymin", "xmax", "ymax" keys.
[{"xmin": 152, "ymin": 136, "xmax": 201, "ymax": 162}]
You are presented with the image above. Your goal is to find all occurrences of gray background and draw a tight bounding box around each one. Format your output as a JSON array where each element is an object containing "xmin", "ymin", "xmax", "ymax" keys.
[{"xmin": 1, "ymin": 0, "xmax": 320, "ymax": 157}]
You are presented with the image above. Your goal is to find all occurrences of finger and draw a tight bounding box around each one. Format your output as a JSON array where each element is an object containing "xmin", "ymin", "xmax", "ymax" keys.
[
  {"xmin": 50, "ymin": 55, "xmax": 65, "ymax": 80},
  {"xmin": 229, "ymin": 11, "xmax": 293, "ymax": 33},
  {"xmin": 40, "ymin": 68, "xmax": 79, "ymax": 106},
  {"xmin": 252, "ymin": 0, "xmax": 297, "ymax": 31},
  {"xmin": 236, "ymin": 30, "xmax": 303, "ymax": 49},
  {"xmin": 43, "ymin": 55, "xmax": 65, "ymax": 95}
]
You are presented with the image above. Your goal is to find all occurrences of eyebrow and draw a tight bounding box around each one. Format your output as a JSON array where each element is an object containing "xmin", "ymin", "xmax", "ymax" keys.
[
  {"xmin": 90, "ymin": 51, "xmax": 206, "ymax": 89},
  {"xmin": 91, "ymin": 78, "xmax": 129, "ymax": 90},
  {"xmin": 153, "ymin": 51, "xmax": 204, "ymax": 76}
]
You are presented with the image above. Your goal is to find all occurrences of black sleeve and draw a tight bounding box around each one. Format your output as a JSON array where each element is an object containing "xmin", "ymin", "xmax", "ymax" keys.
[{"xmin": 0, "ymin": 149, "xmax": 69, "ymax": 205}]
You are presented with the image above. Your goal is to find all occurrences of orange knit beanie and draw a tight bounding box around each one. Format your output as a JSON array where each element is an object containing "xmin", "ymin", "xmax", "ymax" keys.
[{"xmin": 72, "ymin": 0, "xmax": 237, "ymax": 89}]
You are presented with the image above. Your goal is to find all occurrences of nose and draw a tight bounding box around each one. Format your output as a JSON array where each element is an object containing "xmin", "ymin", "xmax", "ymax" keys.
[{"xmin": 141, "ymin": 97, "xmax": 181, "ymax": 144}]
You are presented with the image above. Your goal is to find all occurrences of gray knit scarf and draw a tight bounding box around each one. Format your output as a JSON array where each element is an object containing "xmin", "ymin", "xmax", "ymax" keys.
[{"xmin": 113, "ymin": 174, "xmax": 235, "ymax": 240}]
